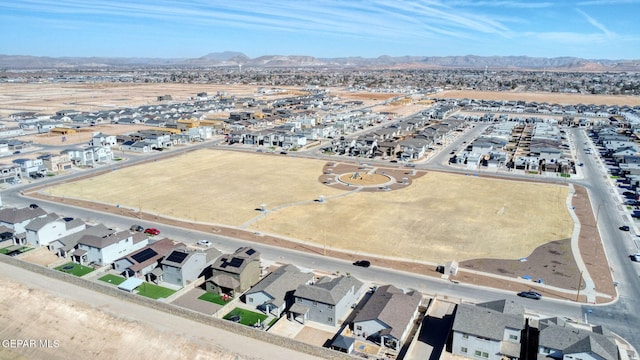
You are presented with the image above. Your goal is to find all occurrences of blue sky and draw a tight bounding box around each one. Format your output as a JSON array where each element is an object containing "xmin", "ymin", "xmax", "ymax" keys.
[{"xmin": 1, "ymin": 0, "xmax": 639, "ymax": 59}]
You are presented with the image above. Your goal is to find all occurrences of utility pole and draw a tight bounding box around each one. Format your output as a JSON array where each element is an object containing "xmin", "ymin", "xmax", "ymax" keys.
[{"xmin": 575, "ymin": 270, "xmax": 584, "ymax": 302}]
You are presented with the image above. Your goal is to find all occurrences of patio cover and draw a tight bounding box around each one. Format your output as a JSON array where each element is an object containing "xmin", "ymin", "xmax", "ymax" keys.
[{"xmin": 118, "ymin": 277, "xmax": 144, "ymax": 292}]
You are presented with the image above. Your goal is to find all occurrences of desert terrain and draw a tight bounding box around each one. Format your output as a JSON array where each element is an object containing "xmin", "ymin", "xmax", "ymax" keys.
[
  {"xmin": 40, "ymin": 149, "xmax": 573, "ymax": 263},
  {"xmin": 439, "ymin": 89, "xmax": 640, "ymax": 106}
]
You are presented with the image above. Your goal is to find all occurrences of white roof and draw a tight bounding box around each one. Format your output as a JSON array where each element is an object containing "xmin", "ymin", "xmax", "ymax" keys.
[{"xmin": 118, "ymin": 277, "xmax": 144, "ymax": 292}]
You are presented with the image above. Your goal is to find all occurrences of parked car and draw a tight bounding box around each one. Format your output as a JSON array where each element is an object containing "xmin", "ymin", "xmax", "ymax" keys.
[
  {"xmin": 517, "ymin": 291, "xmax": 542, "ymax": 300},
  {"xmin": 353, "ymin": 260, "xmax": 371, "ymax": 268},
  {"xmin": 196, "ymin": 240, "xmax": 212, "ymax": 247},
  {"xmin": 619, "ymin": 225, "xmax": 630, "ymax": 231},
  {"xmin": 630, "ymin": 253, "xmax": 640, "ymax": 262},
  {"xmin": 130, "ymin": 225, "xmax": 144, "ymax": 232},
  {"xmin": 62, "ymin": 217, "xmax": 74, "ymax": 222},
  {"xmin": 144, "ymin": 227, "xmax": 160, "ymax": 235}
]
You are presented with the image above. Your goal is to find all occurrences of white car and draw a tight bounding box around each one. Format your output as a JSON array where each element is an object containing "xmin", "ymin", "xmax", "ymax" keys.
[{"xmin": 196, "ymin": 240, "xmax": 212, "ymax": 247}]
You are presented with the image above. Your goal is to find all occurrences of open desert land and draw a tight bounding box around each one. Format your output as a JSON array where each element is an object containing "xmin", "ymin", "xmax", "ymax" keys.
[
  {"xmin": 40, "ymin": 149, "xmax": 573, "ymax": 263},
  {"xmin": 439, "ymin": 89, "xmax": 640, "ymax": 106},
  {"xmin": 0, "ymin": 83, "xmax": 304, "ymax": 117}
]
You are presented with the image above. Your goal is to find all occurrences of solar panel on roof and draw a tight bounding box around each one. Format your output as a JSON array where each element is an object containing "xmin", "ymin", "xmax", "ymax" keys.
[
  {"xmin": 131, "ymin": 248, "xmax": 158, "ymax": 263},
  {"xmin": 166, "ymin": 251, "xmax": 188, "ymax": 264},
  {"xmin": 245, "ymin": 249, "xmax": 256, "ymax": 256},
  {"xmin": 228, "ymin": 257, "xmax": 244, "ymax": 268}
]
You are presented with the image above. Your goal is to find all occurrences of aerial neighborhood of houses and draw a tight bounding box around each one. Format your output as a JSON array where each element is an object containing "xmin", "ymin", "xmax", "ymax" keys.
[
  {"xmin": 0, "ymin": 199, "xmax": 629, "ymax": 360},
  {"xmin": 1, "ymin": 73, "xmax": 640, "ymax": 359}
]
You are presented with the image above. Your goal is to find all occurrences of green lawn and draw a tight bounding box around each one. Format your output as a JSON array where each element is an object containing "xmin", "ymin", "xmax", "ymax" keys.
[
  {"xmin": 197, "ymin": 292, "xmax": 233, "ymax": 305},
  {"xmin": 98, "ymin": 274, "xmax": 126, "ymax": 285},
  {"xmin": 0, "ymin": 246, "xmax": 33, "ymax": 255},
  {"xmin": 136, "ymin": 282, "xmax": 176, "ymax": 300},
  {"xmin": 223, "ymin": 308, "xmax": 268, "ymax": 327},
  {"xmin": 55, "ymin": 262, "xmax": 94, "ymax": 277}
]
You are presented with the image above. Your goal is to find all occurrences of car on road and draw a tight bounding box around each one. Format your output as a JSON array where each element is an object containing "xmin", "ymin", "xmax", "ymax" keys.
[
  {"xmin": 130, "ymin": 225, "xmax": 144, "ymax": 232},
  {"xmin": 353, "ymin": 260, "xmax": 371, "ymax": 268},
  {"xmin": 144, "ymin": 227, "xmax": 160, "ymax": 235},
  {"xmin": 630, "ymin": 253, "xmax": 640, "ymax": 262},
  {"xmin": 577, "ymin": 163, "xmax": 584, "ymax": 167},
  {"xmin": 619, "ymin": 225, "xmax": 630, "ymax": 231},
  {"xmin": 196, "ymin": 240, "xmax": 212, "ymax": 247},
  {"xmin": 280, "ymin": 151, "xmax": 287, "ymax": 155},
  {"xmin": 517, "ymin": 291, "xmax": 542, "ymax": 300}
]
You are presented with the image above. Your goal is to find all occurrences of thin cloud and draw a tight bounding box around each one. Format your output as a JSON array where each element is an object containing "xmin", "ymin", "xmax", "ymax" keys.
[
  {"xmin": 576, "ymin": 9, "xmax": 614, "ymax": 37},
  {"xmin": 448, "ymin": 1, "xmax": 554, "ymax": 8},
  {"xmin": 577, "ymin": 0, "xmax": 640, "ymax": 5}
]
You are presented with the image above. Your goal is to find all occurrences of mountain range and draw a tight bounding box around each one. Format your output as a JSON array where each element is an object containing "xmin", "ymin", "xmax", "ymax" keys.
[{"xmin": 1, "ymin": 52, "xmax": 638, "ymax": 71}]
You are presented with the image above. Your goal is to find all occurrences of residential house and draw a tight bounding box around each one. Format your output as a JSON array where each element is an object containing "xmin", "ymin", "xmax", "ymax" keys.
[
  {"xmin": 38, "ymin": 153, "xmax": 73, "ymax": 172},
  {"xmin": 290, "ymin": 275, "xmax": 364, "ymax": 327},
  {"xmin": 25, "ymin": 214, "xmax": 85, "ymax": 247},
  {"xmin": 537, "ymin": 318, "xmax": 619, "ymax": 360},
  {"xmin": 49, "ymin": 224, "xmax": 115, "ymax": 258},
  {"xmin": 120, "ymin": 140, "xmax": 151, "ymax": 153},
  {"xmin": 12, "ymin": 158, "xmax": 45, "ymax": 178},
  {"xmin": 74, "ymin": 230, "xmax": 149, "ymax": 266},
  {"xmin": 351, "ymin": 285, "xmax": 423, "ymax": 351},
  {"xmin": 245, "ymin": 264, "xmax": 314, "ymax": 318},
  {"xmin": 159, "ymin": 247, "xmax": 220, "ymax": 287},
  {"xmin": 90, "ymin": 132, "xmax": 117, "ymax": 147},
  {"xmin": 451, "ymin": 299, "xmax": 524, "ymax": 360},
  {"xmin": 0, "ymin": 206, "xmax": 48, "ymax": 245},
  {"xmin": 206, "ymin": 247, "xmax": 261, "ymax": 296},
  {"xmin": 0, "ymin": 163, "xmax": 21, "ymax": 184},
  {"xmin": 112, "ymin": 238, "xmax": 183, "ymax": 280}
]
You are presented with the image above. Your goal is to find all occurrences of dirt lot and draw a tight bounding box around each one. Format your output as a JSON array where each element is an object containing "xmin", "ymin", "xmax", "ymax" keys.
[
  {"xmin": 439, "ymin": 90, "xmax": 640, "ymax": 106},
  {"xmin": 20, "ymin": 124, "xmax": 158, "ymax": 147},
  {"xmin": 40, "ymin": 149, "xmax": 572, "ymax": 264},
  {"xmin": 0, "ymin": 83, "xmax": 295, "ymax": 117}
]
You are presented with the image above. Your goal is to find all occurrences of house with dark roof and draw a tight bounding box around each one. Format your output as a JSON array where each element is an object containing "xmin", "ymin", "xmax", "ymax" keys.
[
  {"xmin": 25, "ymin": 213, "xmax": 85, "ymax": 247},
  {"xmin": 244, "ymin": 264, "xmax": 314, "ymax": 318},
  {"xmin": 112, "ymin": 238, "xmax": 184, "ymax": 280},
  {"xmin": 290, "ymin": 275, "xmax": 364, "ymax": 327},
  {"xmin": 48, "ymin": 224, "xmax": 114, "ymax": 258},
  {"xmin": 75, "ymin": 230, "xmax": 149, "ymax": 266},
  {"xmin": 205, "ymin": 247, "xmax": 260, "ymax": 296},
  {"xmin": 451, "ymin": 299, "xmax": 524, "ymax": 360},
  {"xmin": 0, "ymin": 206, "xmax": 48, "ymax": 245},
  {"xmin": 537, "ymin": 318, "xmax": 618, "ymax": 360},
  {"xmin": 351, "ymin": 285, "xmax": 423, "ymax": 351},
  {"xmin": 159, "ymin": 247, "xmax": 220, "ymax": 287}
]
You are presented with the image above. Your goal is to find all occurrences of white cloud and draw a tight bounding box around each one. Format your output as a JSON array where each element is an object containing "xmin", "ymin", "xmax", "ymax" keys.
[{"xmin": 576, "ymin": 9, "xmax": 615, "ymax": 37}]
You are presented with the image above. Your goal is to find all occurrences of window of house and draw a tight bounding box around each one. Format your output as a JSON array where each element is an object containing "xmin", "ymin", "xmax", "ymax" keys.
[
  {"xmin": 482, "ymin": 352, "xmax": 488, "ymax": 358},
  {"xmin": 313, "ymin": 301, "xmax": 318, "ymax": 307},
  {"xmin": 509, "ymin": 335, "xmax": 518, "ymax": 340},
  {"xmin": 328, "ymin": 304, "xmax": 334, "ymax": 309},
  {"xmin": 356, "ymin": 326, "xmax": 362, "ymax": 331},
  {"xmin": 328, "ymin": 317, "xmax": 333, "ymax": 323},
  {"xmin": 297, "ymin": 298, "xmax": 302, "ymax": 303},
  {"xmin": 463, "ymin": 334, "xmax": 469, "ymax": 339},
  {"xmin": 461, "ymin": 347, "xmax": 468, "ymax": 353},
  {"xmin": 475, "ymin": 351, "xmax": 482, "ymax": 357},
  {"xmin": 248, "ymin": 298, "xmax": 253, "ymax": 303}
]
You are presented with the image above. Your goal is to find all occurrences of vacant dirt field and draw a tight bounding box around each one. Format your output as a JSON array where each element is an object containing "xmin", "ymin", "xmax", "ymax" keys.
[
  {"xmin": 41, "ymin": 149, "xmax": 572, "ymax": 263},
  {"xmin": 439, "ymin": 90, "xmax": 640, "ymax": 106},
  {"xmin": 0, "ymin": 83, "xmax": 297, "ymax": 117}
]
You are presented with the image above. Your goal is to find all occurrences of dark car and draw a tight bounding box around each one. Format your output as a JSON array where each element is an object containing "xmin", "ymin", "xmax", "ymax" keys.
[
  {"xmin": 280, "ymin": 151, "xmax": 288, "ymax": 155},
  {"xmin": 630, "ymin": 253, "xmax": 640, "ymax": 262},
  {"xmin": 353, "ymin": 260, "xmax": 371, "ymax": 268},
  {"xmin": 62, "ymin": 217, "xmax": 74, "ymax": 222},
  {"xmin": 619, "ymin": 225, "xmax": 630, "ymax": 231},
  {"xmin": 130, "ymin": 225, "xmax": 144, "ymax": 232},
  {"xmin": 144, "ymin": 227, "xmax": 160, "ymax": 235},
  {"xmin": 517, "ymin": 291, "xmax": 542, "ymax": 300},
  {"xmin": 227, "ymin": 314, "xmax": 241, "ymax": 323}
]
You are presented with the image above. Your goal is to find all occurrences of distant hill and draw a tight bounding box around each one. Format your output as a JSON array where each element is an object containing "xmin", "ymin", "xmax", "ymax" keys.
[{"xmin": 0, "ymin": 52, "xmax": 638, "ymax": 71}]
